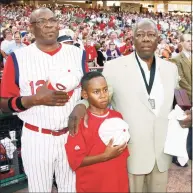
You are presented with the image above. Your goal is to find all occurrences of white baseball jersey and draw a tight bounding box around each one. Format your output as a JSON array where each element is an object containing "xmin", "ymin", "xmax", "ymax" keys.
[
  {"xmin": 9, "ymin": 43, "xmax": 86, "ymax": 192},
  {"xmin": 12, "ymin": 43, "xmax": 85, "ymax": 130}
]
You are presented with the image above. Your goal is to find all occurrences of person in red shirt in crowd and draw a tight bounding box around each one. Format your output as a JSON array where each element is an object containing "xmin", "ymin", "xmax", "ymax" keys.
[
  {"xmin": 119, "ymin": 38, "xmax": 133, "ymax": 56},
  {"xmin": 84, "ymin": 39, "xmax": 98, "ymax": 67},
  {"xmin": 157, "ymin": 21, "xmax": 161, "ymax": 31},
  {"xmin": 65, "ymin": 71, "xmax": 129, "ymax": 193},
  {"xmin": 108, "ymin": 18, "xmax": 115, "ymax": 28},
  {"xmin": 99, "ymin": 20, "xmax": 106, "ymax": 31}
]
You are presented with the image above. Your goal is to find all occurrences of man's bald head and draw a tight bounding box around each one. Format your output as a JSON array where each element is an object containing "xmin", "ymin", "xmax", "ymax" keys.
[
  {"xmin": 133, "ymin": 19, "xmax": 158, "ymax": 37},
  {"xmin": 30, "ymin": 7, "xmax": 54, "ymax": 23},
  {"xmin": 29, "ymin": 7, "xmax": 59, "ymax": 46}
]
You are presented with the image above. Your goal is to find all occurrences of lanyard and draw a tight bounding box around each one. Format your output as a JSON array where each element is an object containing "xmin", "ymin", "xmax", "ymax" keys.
[{"xmin": 135, "ymin": 52, "xmax": 156, "ymax": 95}]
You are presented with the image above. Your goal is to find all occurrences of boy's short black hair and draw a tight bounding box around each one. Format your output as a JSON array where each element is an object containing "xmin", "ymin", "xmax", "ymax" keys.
[{"xmin": 81, "ymin": 71, "xmax": 105, "ymax": 90}]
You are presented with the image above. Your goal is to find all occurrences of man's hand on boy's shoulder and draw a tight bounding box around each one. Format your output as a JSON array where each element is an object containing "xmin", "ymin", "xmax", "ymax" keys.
[{"xmin": 68, "ymin": 104, "xmax": 88, "ymax": 136}]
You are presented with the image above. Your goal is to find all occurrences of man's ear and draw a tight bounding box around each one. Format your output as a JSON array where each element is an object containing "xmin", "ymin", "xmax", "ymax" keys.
[
  {"xmin": 81, "ymin": 89, "xmax": 88, "ymax": 100},
  {"xmin": 132, "ymin": 35, "xmax": 135, "ymax": 42}
]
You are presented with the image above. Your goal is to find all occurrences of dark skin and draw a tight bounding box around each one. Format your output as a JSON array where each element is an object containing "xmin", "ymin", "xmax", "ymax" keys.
[
  {"xmin": 1, "ymin": 8, "xmax": 69, "ymax": 112},
  {"xmin": 68, "ymin": 20, "xmax": 191, "ymax": 135},
  {"xmin": 133, "ymin": 21, "xmax": 158, "ymax": 70},
  {"xmin": 179, "ymin": 110, "xmax": 192, "ymax": 128},
  {"xmin": 78, "ymin": 77, "xmax": 127, "ymax": 167}
]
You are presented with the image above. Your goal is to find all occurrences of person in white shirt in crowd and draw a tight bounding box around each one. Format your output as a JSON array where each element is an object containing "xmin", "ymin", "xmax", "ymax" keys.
[
  {"xmin": 5, "ymin": 31, "xmax": 26, "ymax": 55},
  {"xmin": 1, "ymin": 29, "xmax": 14, "ymax": 65}
]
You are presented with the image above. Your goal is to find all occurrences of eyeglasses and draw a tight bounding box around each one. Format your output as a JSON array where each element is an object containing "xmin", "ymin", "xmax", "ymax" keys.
[
  {"xmin": 31, "ymin": 18, "xmax": 58, "ymax": 27},
  {"xmin": 136, "ymin": 32, "xmax": 157, "ymax": 40}
]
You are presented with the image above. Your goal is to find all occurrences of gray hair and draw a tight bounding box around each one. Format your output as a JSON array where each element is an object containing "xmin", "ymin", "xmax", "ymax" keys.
[{"xmin": 133, "ymin": 18, "xmax": 158, "ymax": 36}]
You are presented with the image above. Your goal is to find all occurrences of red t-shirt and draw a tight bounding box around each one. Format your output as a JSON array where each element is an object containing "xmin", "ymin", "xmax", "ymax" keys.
[
  {"xmin": 157, "ymin": 24, "xmax": 161, "ymax": 31},
  {"xmin": 84, "ymin": 45, "xmax": 98, "ymax": 61},
  {"xmin": 99, "ymin": 23, "xmax": 106, "ymax": 31},
  {"xmin": 65, "ymin": 109, "xmax": 129, "ymax": 193},
  {"xmin": 119, "ymin": 44, "xmax": 133, "ymax": 56},
  {"xmin": 108, "ymin": 20, "xmax": 115, "ymax": 28}
]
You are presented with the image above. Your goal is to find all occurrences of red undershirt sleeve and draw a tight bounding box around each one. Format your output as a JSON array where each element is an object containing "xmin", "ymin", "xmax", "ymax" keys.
[{"xmin": 1, "ymin": 55, "xmax": 20, "ymax": 98}]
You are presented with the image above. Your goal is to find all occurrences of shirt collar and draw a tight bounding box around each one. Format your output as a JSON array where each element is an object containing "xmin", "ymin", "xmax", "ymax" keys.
[
  {"xmin": 136, "ymin": 52, "xmax": 160, "ymax": 71},
  {"xmin": 136, "ymin": 52, "xmax": 149, "ymax": 72},
  {"xmin": 183, "ymin": 50, "xmax": 191, "ymax": 59}
]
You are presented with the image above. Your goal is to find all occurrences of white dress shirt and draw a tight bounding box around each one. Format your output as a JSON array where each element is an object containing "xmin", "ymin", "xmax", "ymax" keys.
[
  {"xmin": 136, "ymin": 53, "xmax": 164, "ymax": 116},
  {"xmin": 1, "ymin": 39, "xmax": 15, "ymax": 64},
  {"xmin": 183, "ymin": 50, "xmax": 191, "ymax": 61}
]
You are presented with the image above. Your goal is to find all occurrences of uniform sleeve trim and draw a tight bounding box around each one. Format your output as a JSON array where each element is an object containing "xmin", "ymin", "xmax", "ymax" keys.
[
  {"xmin": 10, "ymin": 52, "xmax": 19, "ymax": 87},
  {"xmin": 81, "ymin": 50, "xmax": 86, "ymax": 75}
]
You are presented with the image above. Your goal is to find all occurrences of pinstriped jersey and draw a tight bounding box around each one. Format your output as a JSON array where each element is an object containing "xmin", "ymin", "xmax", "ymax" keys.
[{"xmin": 13, "ymin": 43, "xmax": 85, "ymax": 130}]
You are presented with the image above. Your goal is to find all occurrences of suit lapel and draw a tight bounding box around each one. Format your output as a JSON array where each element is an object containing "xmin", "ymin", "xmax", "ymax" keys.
[{"xmin": 125, "ymin": 53, "xmax": 154, "ymax": 113}]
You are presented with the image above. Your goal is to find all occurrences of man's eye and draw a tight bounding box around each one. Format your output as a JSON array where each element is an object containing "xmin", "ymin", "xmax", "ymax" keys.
[
  {"xmin": 137, "ymin": 34, "xmax": 143, "ymax": 38},
  {"xmin": 49, "ymin": 18, "xmax": 58, "ymax": 22},
  {"xmin": 37, "ymin": 19, "xmax": 45, "ymax": 23},
  {"xmin": 149, "ymin": 34, "xmax": 156, "ymax": 37},
  {"xmin": 104, "ymin": 88, "xmax": 108, "ymax": 92},
  {"xmin": 94, "ymin": 91, "xmax": 99, "ymax": 94}
]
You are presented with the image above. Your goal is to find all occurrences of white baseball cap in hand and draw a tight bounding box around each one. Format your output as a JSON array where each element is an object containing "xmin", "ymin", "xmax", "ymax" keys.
[
  {"xmin": 98, "ymin": 118, "xmax": 130, "ymax": 146},
  {"xmin": 47, "ymin": 68, "xmax": 80, "ymax": 97}
]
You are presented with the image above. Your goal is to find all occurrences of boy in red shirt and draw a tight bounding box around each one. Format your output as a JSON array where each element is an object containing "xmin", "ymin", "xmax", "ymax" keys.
[{"xmin": 65, "ymin": 71, "xmax": 129, "ymax": 193}]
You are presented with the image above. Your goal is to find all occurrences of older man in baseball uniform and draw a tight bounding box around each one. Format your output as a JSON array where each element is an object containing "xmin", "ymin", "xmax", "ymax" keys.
[{"xmin": 1, "ymin": 7, "xmax": 87, "ymax": 192}]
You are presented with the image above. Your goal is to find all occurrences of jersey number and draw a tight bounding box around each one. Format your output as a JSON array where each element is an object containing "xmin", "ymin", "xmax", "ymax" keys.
[{"xmin": 29, "ymin": 80, "xmax": 46, "ymax": 95}]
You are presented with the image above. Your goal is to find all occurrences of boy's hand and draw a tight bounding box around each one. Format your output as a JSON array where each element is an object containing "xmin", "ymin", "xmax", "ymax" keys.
[{"xmin": 103, "ymin": 139, "xmax": 127, "ymax": 161}]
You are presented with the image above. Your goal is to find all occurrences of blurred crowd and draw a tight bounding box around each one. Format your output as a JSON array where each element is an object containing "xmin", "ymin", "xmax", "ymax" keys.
[{"xmin": 0, "ymin": 3, "xmax": 191, "ymax": 68}]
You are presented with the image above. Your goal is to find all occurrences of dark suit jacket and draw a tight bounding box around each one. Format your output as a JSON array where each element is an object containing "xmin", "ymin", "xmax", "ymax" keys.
[{"xmin": 97, "ymin": 50, "xmax": 106, "ymax": 66}]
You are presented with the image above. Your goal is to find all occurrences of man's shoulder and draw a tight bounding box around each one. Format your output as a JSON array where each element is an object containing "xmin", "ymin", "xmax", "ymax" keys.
[
  {"xmin": 1, "ymin": 40, "xmax": 10, "ymax": 49},
  {"xmin": 61, "ymin": 44, "xmax": 83, "ymax": 55},
  {"xmin": 171, "ymin": 53, "xmax": 182, "ymax": 62},
  {"xmin": 105, "ymin": 53, "xmax": 134, "ymax": 68},
  {"xmin": 1, "ymin": 40, "xmax": 6, "ymax": 46},
  {"xmin": 157, "ymin": 56, "xmax": 177, "ymax": 72},
  {"xmin": 14, "ymin": 43, "xmax": 33, "ymax": 56}
]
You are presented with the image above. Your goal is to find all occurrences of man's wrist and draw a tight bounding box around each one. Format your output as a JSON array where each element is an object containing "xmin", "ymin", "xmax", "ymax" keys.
[
  {"xmin": 100, "ymin": 152, "xmax": 109, "ymax": 162},
  {"xmin": 21, "ymin": 95, "xmax": 38, "ymax": 109}
]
